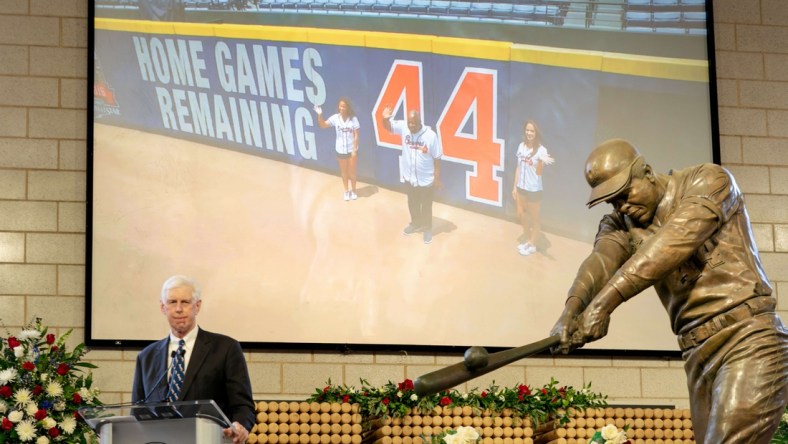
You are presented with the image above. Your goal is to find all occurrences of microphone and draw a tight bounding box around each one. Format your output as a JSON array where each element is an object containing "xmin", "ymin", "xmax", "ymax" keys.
[{"xmin": 137, "ymin": 349, "xmax": 184, "ymax": 405}]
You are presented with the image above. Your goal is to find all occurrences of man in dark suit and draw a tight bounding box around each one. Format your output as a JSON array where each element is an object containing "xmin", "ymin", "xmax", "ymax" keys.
[{"xmin": 132, "ymin": 275, "xmax": 255, "ymax": 443}]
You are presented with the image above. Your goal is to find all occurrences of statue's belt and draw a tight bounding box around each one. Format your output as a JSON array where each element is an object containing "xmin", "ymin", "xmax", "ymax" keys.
[{"xmin": 677, "ymin": 296, "xmax": 775, "ymax": 352}]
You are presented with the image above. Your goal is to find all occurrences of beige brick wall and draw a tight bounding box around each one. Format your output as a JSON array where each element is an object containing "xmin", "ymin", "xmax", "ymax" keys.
[{"xmin": 0, "ymin": 0, "xmax": 785, "ymax": 409}]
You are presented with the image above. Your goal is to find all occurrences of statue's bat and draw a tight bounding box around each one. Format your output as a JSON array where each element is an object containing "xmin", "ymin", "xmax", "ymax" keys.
[{"xmin": 414, "ymin": 335, "xmax": 560, "ymax": 396}]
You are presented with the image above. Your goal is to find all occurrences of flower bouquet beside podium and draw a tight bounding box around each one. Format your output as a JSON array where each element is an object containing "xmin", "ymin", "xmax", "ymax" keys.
[{"xmin": 0, "ymin": 319, "xmax": 101, "ymax": 444}]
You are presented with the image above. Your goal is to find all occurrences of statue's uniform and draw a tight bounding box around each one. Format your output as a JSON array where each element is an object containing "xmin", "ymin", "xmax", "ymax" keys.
[{"xmin": 576, "ymin": 163, "xmax": 788, "ymax": 443}]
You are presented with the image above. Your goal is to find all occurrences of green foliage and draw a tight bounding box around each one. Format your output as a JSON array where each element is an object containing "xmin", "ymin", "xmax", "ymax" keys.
[
  {"xmin": 307, "ymin": 377, "xmax": 607, "ymax": 428},
  {"xmin": 772, "ymin": 408, "xmax": 788, "ymax": 444}
]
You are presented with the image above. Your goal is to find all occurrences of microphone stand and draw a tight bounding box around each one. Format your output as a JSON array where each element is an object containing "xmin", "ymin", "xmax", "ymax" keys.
[
  {"xmin": 133, "ymin": 349, "xmax": 186, "ymax": 422},
  {"xmin": 137, "ymin": 350, "xmax": 180, "ymax": 405}
]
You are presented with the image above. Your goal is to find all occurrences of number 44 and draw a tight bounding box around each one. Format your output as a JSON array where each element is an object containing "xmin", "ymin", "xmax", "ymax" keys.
[{"xmin": 372, "ymin": 60, "xmax": 506, "ymax": 207}]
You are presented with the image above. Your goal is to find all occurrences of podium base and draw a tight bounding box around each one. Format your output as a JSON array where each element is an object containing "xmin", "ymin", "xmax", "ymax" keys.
[{"xmin": 98, "ymin": 416, "xmax": 225, "ymax": 444}]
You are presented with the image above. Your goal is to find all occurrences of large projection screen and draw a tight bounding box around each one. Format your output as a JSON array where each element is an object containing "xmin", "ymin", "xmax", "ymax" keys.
[{"xmin": 89, "ymin": 0, "xmax": 719, "ymax": 354}]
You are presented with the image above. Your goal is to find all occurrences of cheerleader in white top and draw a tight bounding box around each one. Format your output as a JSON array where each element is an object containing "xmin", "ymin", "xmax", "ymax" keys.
[
  {"xmin": 315, "ymin": 97, "xmax": 361, "ymax": 201},
  {"xmin": 511, "ymin": 120, "xmax": 554, "ymax": 256}
]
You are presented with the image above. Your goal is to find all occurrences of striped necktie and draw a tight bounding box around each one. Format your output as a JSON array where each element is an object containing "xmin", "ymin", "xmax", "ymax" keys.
[{"xmin": 167, "ymin": 339, "xmax": 185, "ymax": 402}]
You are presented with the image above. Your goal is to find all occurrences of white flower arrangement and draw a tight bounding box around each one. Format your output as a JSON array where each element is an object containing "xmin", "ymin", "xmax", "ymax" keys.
[
  {"xmin": 590, "ymin": 424, "xmax": 631, "ymax": 444},
  {"xmin": 427, "ymin": 426, "xmax": 480, "ymax": 444}
]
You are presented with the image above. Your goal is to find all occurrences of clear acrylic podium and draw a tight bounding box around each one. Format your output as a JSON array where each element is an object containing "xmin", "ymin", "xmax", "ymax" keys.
[{"xmin": 79, "ymin": 400, "xmax": 232, "ymax": 444}]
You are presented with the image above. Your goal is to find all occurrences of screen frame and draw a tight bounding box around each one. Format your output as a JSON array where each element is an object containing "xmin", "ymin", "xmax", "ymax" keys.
[{"xmin": 86, "ymin": 0, "xmax": 721, "ymax": 358}]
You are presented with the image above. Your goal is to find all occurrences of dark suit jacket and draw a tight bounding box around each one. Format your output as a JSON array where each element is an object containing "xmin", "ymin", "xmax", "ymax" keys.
[{"xmin": 132, "ymin": 328, "xmax": 256, "ymax": 430}]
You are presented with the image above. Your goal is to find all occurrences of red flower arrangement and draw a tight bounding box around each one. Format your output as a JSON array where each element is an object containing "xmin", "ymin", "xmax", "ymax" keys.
[{"xmin": 0, "ymin": 319, "xmax": 102, "ymax": 443}]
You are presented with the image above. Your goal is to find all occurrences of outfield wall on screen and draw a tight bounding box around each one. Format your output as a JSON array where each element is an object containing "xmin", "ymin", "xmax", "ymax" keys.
[{"xmin": 94, "ymin": 18, "xmax": 712, "ymax": 242}]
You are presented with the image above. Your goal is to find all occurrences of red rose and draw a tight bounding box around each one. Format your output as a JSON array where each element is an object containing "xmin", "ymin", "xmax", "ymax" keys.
[
  {"xmin": 35, "ymin": 409, "xmax": 47, "ymax": 420},
  {"xmin": 7, "ymin": 337, "xmax": 20, "ymax": 348},
  {"xmin": 22, "ymin": 361, "xmax": 35, "ymax": 371},
  {"xmin": 72, "ymin": 393, "xmax": 82, "ymax": 404},
  {"xmin": 398, "ymin": 379, "xmax": 415, "ymax": 391},
  {"xmin": 439, "ymin": 396, "xmax": 451, "ymax": 406},
  {"xmin": 51, "ymin": 345, "xmax": 58, "ymax": 352},
  {"xmin": 517, "ymin": 394, "xmax": 524, "ymax": 401},
  {"xmin": 57, "ymin": 363, "xmax": 69, "ymax": 375},
  {"xmin": 481, "ymin": 391, "xmax": 487, "ymax": 398},
  {"xmin": 33, "ymin": 385, "xmax": 43, "ymax": 396},
  {"xmin": 49, "ymin": 427, "xmax": 60, "ymax": 438},
  {"xmin": 323, "ymin": 386, "xmax": 330, "ymax": 393},
  {"xmin": 541, "ymin": 388, "xmax": 548, "ymax": 395},
  {"xmin": 0, "ymin": 386, "xmax": 12, "ymax": 398},
  {"xmin": 342, "ymin": 395, "xmax": 350, "ymax": 403},
  {"xmin": 1, "ymin": 417, "xmax": 12, "ymax": 431},
  {"xmin": 382, "ymin": 398, "xmax": 390, "ymax": 405},
  {"xmin": 46, "ymin": 333, "xmax": 56, "ymax": 344},
  {"xmin": 518, "ymin": 384, "xmax": 531, "ymax": 396}
]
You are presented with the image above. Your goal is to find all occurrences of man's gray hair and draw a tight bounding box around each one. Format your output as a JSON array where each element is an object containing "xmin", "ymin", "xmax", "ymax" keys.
[{"xmin": 160, "ymin": 275, "xmax": 202, "ymax": 303}]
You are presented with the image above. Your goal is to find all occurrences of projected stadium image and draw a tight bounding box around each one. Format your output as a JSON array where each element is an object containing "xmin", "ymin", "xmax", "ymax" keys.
[{"xmin": 90, "ymin": 0, "xmax": 717, "ymax": 353}]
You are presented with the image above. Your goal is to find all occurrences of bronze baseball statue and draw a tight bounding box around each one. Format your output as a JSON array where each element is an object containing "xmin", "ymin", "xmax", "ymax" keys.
[
  {"xmin": 414, "ymin": 139, "xmax": 788, "ymax": 443},
  {"xmin": 550, "ymin": 139, "xmax": 788, "ymax": 443}
]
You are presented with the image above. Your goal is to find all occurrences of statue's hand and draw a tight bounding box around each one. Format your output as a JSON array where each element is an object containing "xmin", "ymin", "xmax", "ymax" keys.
[
  {"xmin": 549, "ymin": 312, "xmax": 578, "ymax": 355},
  {"xmin": 575, "ymin": 305, "xmax": 611, "ymax": 344}
]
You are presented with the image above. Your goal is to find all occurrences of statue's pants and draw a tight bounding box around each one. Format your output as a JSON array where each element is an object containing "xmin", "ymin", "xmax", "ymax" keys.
[{"xmin": 683, "ymin": 313, "xmax": 788, "ymax": 443}]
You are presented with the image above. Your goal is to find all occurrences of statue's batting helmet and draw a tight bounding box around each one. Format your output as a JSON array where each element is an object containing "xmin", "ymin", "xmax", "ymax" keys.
[{"xmin": 584, "ymin": 139, "xmax": 645, "ymax": 208}]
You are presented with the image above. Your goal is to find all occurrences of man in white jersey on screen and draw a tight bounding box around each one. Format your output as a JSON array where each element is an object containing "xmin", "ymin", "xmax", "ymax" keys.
[{"xmin": 381, "ymin": 106, "xmax": 442, "ymax": 244}]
